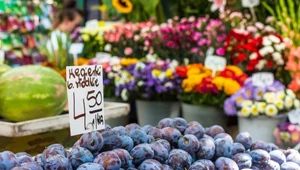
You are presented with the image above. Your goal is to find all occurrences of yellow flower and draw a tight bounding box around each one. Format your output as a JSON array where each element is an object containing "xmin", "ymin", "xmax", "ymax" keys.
[
  {"xmin": 265, "ymin": 104, "xmax": 278, "ymax": 117},
  {"xmin": 225, "ymin": 65, "xmax": 243, "ymax": 76},
  {"xmin": 152, "ymin": 69, "xmax": 161, "ymax": 77},
  {"xmin": 256, "ymin": 102, "xmax": 267, "ymax": 113},
  {"xmin": 291, "ymin": 132, "xmax": 300, "ymax": 142},
  {"xmin": 223, "ymin": 79, "xmax": 241, "ymax": 95},
  {"xmin": 112, "ymin": 0, "xmax": 133, "ymax": 13},
  {"xmin": 165, "ymin": 69, "xmax": 173, "ymax": 78},
  {"xmin": 239, "ymin": 106, "xmax": 251, "ymax": 117},
  {"xmin": 182, "ymin": 79, "xmax": 198, "ymax": 92},
  {"xmin": 98, "ymin": 4, "xmax": 108, "ymax": 11},
  {"xmin": 212, "ymin": 77, "xmax": 225, "ymax": 90},
  {"xmin": 120, "ymin": 58, "xmax": 138, "ymax": 66},
  {"xmin": 274, "ymin": 100, "xmax": 284, "ymax": 110},
  {"xmin": 187, "ymin": 67, "xmax": 201, "ymax": 76},
  {"xmin": 275, "ymin": 91, "xmax": 285, "ymax": 100},
  {"xmin": 251, "ymin": 105, "xmax": 259, "ymax": 116},
  {"xmin": 81, "ymin": 34, "xmax": 90, "ymax": 41}
]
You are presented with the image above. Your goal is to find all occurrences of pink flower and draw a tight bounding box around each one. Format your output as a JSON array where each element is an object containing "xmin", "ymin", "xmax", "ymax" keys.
[
  {"xmin": 190, "ymin": 48, "xmax": 198, "ymax": 53},
  {"xmin": 229, "ymin": 12, "xmax": 243, "ymax": 19},
  {"xmin": 134, "ymin": 35, "xmax": 140, "ymax": 41},
  {"xmin": 124, "ymin": 47, "xmax": 133, "ymax": 56},
  {"xmin": 198, "ymin": 39, "xmax": 207, "ymax": 46},
  {"xmin": 166, "ymin": 41, "xmax": 176, "ymax": 48},
  {"xmin": 216, "ymin": 48, "xmax": 225, "ymax": 55},
  {"xmin": 208, "ymin": 0, "xmax": 226, "ymax": 12}
]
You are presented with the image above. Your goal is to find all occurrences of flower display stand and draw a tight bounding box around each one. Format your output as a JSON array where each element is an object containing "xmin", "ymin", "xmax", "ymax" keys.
[
  {"xmin": 136, "ymin": 100, "xmax": 180, "ymax": 126},
  {"xmin": 238, "ymin": 114, "xmax": 287, "ymax": 143},
  {"xmin": 182, "ymin": 103, "xmax": 227, "ymax": 128},
  {"xmin": 0, "ymin": 102, "xmax": 130, "ymax": 154}
]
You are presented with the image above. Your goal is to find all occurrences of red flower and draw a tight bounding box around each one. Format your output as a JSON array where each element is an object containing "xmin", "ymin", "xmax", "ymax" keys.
[
  {"xmin": 220, "ymin": 68, "xmax": 236, "ymax": 79},
  {"xmin": 236, "ymin": 73, "xmax": 248, "ymax": 86},
  {"xmin": 238, "ymin": 53, "xmax": 246, "ymax": 62},
  {"xmin": 196, "ymin": 77, "xmax": 219, "ymax": 94},
  {"xmin": 176, "ymin": 66, "xmax": 188, "ymax": 78},
  {"xmin": 267, "ymin": 61, "xmax": 273, "ymax": 68}
]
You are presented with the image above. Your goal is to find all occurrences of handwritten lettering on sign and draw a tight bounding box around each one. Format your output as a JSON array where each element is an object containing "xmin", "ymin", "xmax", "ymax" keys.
[
  {"xmin": 252, "ymin": 72, "xmax": 274, "ymax": 87},
  {"xmin": 66, "ymin": 65, "xmax": 104, "ymax": 136}
]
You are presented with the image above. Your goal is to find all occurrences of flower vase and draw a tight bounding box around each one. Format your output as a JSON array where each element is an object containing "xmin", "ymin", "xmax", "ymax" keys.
[
  {"xmin": 136, "ymin": 100, "xmax": 180, "ymax": 126},
  {"xmin": 238, "ymin": 114, "xmax": 287, "ymax": 143},
  {"xmin": 181, "ymin": 103, "xmax": 227, "ymax": 128}
]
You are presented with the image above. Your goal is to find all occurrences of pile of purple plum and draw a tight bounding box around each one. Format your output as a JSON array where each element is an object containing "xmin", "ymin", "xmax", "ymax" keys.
[{"xmin": 2, "ymin": 117, "xmax": 300, "ymax": 169}]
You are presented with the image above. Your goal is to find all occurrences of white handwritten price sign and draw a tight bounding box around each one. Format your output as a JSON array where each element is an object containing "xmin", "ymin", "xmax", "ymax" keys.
[
  {"xmin": 288, "ymin": 109, "xmax": 300, "ymax": 125},
  {"xmin": 242, "ymin": 0, "xmax": 260, "ymax": 8},
  {"xmin": 66, "ymin": 65, "xmax": 105, "ymax": 136},
  {"xmin": 252, "ymin": 72, "xmax": 274, "ymax": 87},
  {"xmin": 204, "ymin": 55, "xmax": 226, "ymax": 76}
]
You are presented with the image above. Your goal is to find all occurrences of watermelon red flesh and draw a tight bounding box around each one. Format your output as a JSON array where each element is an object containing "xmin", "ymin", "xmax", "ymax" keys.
[{"xmin": 0, "ymin": 65, "xmax": 67, "ymax": 122}]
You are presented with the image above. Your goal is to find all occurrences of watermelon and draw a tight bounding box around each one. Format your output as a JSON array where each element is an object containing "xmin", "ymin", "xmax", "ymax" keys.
[
  {"xmin": 0, "ymin": 64, "xmax": 11, "ymax": 77},
  {"xmin": 0, "ymin": 65, "xmax": 67, "ymax": 122}
]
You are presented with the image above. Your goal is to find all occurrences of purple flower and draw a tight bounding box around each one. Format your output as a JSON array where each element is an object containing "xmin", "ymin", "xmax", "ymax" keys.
[
  {"xmin": 103, "ymin": 79, "xmax": 110, "ymax": 85},
  {"xmin": 240, "ymin": 86, "xmax": 254, "ymax": 100},
  {"xmin": 231, "ymin": 92, "xmax": 246, "ymax": 107},
  {"xmin": 253, "ymin": 87, "xmax": 265, "ymax": 101},
  {"xmin": 224, "ymin": 98, "xmax": 237, "ymax": 116},
  {"xmin": 266, "ymin": 81, "xmax": 285, "ymax": 92}
]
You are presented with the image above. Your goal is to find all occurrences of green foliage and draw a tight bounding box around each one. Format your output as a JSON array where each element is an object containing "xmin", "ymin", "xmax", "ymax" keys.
[{"xmin": 180, "ymin": 92, "xmax": 227, "ymax": 108}]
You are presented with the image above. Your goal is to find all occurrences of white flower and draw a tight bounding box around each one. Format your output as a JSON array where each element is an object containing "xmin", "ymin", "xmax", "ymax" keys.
[
  {"xmin": 121, "ymin": 89, "xmax": 128, "ymax": 101},
  {"xmin": 164, "ymin": 82, "xmax": 173, "ymax": 88},
  {"xmin": 249, "ymin": 53, "xmax": 258, "ymax": 60},
  {"xmin": 239, "ymin": 106, "xmax": 251, "ymax": 117},
  {"xmin": 276, "ymin": 59, "xmax": 284, "ymax": 65},
  {"xmin": 267, "ymin": 46, "xmax": 275, "ymax": 53},
  {"xmin": 274, "ymin": 43, "xmax": 286, "ymax": 51},
  {"xmin": 247, "ymin": 26, "xmax": 258, "ymax": 33},
  {"xmin": 112, "ymin": 65, "xmax": 121, "ymax": 72},
  {"xmin": 286, "ymin": 89, "xmax": 296, "ymax": 99},
  {"xmin": 255, "ymin": 60, "xmax": 267, "ymax": 70},
  {"xmin": 241, "ymin": 100, "xmax": 253, "ymax": 107},
  {"xmin": 251, "ymin": 105, "xmax": 260, "ymax": 117},
  {"xmin": 158, "ymin": 73, "xmax": 166, "ymax": 81},
  {"xmin": 135, "ymin": 62, "xmax": 146, "ymax": 70},
  {"xmin": 188, "ymin": 16, "xmax": 196, "ymax": 22},
  {"xmin": 285, "ymin": 96, "xmax": 294, "ymax": 109},
  {"xmin": 262, "ymin": 37, "xmax": 272, "ymax": 46},
  {"xmin": 138, "ymin": 81, "xmax": 144, "ymax": 87},
  {"xmin": 255, "ymin": 22, "xmax": 265, "ymax": 30},
  {"xmin": 184, "ymin": 58, "xmax": 190, "ymax": 65},
  {"xmin": 108, "ymin": 72, "xmax": 114, "ymax": 79},
  {"xmin": 257, "ymin": 102, "xmax": 267, "ymax": 113},
  {"xmin": 151, "ymin": 25, "xmax": 160, "ymax": 32},
  {"xmin": 104, "ymin": 44, "xmax": 112, "ymax": 52},
  {"xmin": 263, "ymin": 92, "xmax": 276, "ymax": 103},
  {"xmin": 265, "ymin": 104, "xmax": 278, "ymax": 117},
  {"xmin": 294, "ymin": 100, "xmax": 300, "ymax": 108},
  {"xmin": 274, "ymin": 99, "xmax": 284, "ymax": 110},
  {"xmin": 169, "ymin": 60, "xmax": 179, "ymax": 70},
  {"xmin": 259, "ymin": 47, "xmax": 270, "ymax": 56},
  {"xmin": 264, "ymin": 26, "xmax": 275, "ymax": 32},
  {"xmin": 275, "ymin": 91, "xmax": 285, "ymax": 100},
  {"xmin": 268, "ymin": 35, "xmax": 281, "ymax": 43},
  {"xmin": 272, "ymin": 52, "xmax": 282, "ymax": 61},
  {"xmin": 146, "ymin": 54, "xmax": 157, "ymax": 62}
]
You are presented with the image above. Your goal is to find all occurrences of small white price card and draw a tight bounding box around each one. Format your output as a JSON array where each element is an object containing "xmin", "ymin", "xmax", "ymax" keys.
[
  {"xmin": 66, "ymin": 65, "xmax": 105, "ymax": 136},
  {"xmin": 288, "ymin": 109, "xmax": 300, "ymax": 125},
  {"xmin": 242, "ymin": 0, "xmax": 260, "ymax": 8},
  {"xmin": 96, "ymin": 52, "xmax": 111, "ymax": 63},
  {"xmin": 252, "ymin": 72, "xmax": 274, "ymax": 87},
  {"xmin": 204, "ymin": 55, "xmax": 226, "ymax": 76},
  {"xmin": 69, "ymin": 43, "xmax": 84, "ymax": 55}
]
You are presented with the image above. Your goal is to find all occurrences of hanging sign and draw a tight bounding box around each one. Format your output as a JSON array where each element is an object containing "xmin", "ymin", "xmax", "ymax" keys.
[
  {"xmin": 204, "ymin": 55, "xmax": 226, "ymax": 76},
  {"xmin": 242, "ymin": 0, "xmax": 260, "ymax": 8},
  {"xmin": 252, "ymin": 72, "xmax": 274, "ymax": 87},
  {"xmin": 66, "ymin": 65, "xmax": 105, "ymax": 136}
]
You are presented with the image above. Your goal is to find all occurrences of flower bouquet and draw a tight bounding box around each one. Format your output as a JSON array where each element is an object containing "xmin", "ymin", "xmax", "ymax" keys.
[
  {"xmin": 274, "ymin": 122, "xmax": 300, "ymax": 147},
  {"xmin": 179, "ymin": 64, "xmax": 247, "ymax": 107},
  {"xmin": 178, "ymin": 64, "xmax": 247, "ymax": 127},
  {"xmin": 225, "ymin": 77, "xmax": 300, "ymax": 142},
  {"xmin": 114, "ymin": 56, "xmax": 182, "ymax": 125}
]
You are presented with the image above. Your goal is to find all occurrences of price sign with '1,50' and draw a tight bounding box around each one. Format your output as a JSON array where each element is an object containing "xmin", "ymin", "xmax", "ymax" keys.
[{"xmin": 66, "ymin": 65, "xmax": 105, "ymax": 136}]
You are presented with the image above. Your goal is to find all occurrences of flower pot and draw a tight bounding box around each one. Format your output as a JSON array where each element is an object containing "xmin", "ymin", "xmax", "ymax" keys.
[
  {"xmin": 136, "ymin": 100, "xmax": 180, "ymax": 126},
  {"xmin": 238, "ymin": 114, "xmax": 287, "ymax": 143},
  {"xmin": 181, "ymin": 103, "xmax": 227, "ymax": 128}
]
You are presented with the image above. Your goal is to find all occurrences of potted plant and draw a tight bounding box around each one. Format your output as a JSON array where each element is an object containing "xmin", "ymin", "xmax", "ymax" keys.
[
  {"xmin": 224, "ymin": 78, "xmax": 300, "ymax": 143},
  {"xmin": 274, "ymin": 122, "xmax": 300, "ymax": 149},
  {"xmin": 178, "ymin": 64, "xmax": 247, "ymax": 127},
  {"xmin": 115, "ymin": 56, "xmax": 182, "ymax": 125}
]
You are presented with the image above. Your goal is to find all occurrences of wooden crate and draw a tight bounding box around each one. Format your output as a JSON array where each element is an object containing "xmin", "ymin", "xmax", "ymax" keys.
[{"xmin": 0, "ymin": 102, "xmax": 129, "ymax": 154}]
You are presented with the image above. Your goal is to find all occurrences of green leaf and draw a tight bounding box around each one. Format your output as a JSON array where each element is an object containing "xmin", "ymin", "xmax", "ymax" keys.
[{"xmin": 139, "ymin": 0, "xmax": 160, "ymax": 18}]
